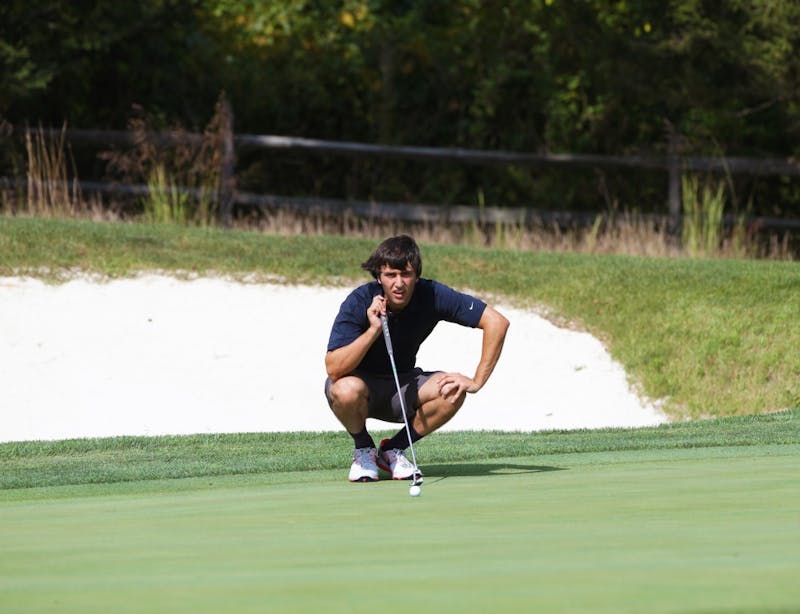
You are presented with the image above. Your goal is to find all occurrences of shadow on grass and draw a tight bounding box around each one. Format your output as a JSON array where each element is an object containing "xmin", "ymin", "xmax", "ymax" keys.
[{"xmin": 422, "ymin": 462, "xmax": 566, "ymax": 479}]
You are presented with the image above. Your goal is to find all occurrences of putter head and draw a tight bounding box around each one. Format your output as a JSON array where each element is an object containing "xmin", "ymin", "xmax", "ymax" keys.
[{"xmin": 411, "ymin": 473, "xmax": 424, "ymax": 486}]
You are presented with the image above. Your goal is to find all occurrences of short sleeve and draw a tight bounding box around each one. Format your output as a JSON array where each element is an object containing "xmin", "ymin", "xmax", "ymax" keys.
[{"xmin": 432, "ymin": 281, "xmax": 486, "ymax": 327}]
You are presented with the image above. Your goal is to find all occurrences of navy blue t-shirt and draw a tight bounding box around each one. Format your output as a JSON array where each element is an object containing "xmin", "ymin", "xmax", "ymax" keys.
[{"xmin": 327, "ymin": 278, "xmax": 487, "ymax": 375}]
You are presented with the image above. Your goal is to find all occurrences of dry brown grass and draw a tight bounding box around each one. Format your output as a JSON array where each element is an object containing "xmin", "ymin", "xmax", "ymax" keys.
[
  {"xmin": 24, "ymin": 124, "xmax": 78, "ymax": 217},
  {"xmin": 99, "ymin": 97, "xmax": 229, "ymax": 226},
  {"xmin": 1, "ymin": 123, "xmax": 121, "ymax": 222},
  {"xmin": 238, "ymin": 207, "xmax": 795, "ymax": 260}
]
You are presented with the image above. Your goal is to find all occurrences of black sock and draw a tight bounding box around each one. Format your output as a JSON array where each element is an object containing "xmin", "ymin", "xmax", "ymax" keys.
[
  {"xmin": 381, "ymin": 423, "xmax": 422, "ymax": 451},
  {"xmin": 350, "ymin": 427, "xmax": 375, "ymax": 450}
]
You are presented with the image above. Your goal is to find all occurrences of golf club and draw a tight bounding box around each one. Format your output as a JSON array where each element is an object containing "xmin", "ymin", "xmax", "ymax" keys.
[{"xmin": 380, "ymin": 312, "xmax": 423, "ymax": 489}]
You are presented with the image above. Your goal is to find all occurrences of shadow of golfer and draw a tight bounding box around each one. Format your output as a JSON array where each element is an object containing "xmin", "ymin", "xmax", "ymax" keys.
[{"xmin": 421, "ymin": 462, "xmax": 566, "ymax": 479}]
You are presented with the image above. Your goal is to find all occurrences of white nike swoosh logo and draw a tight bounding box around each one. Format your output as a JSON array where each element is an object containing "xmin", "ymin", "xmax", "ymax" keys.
[{"xmin": 469, "ymin": 302, "xmax": 474, "ymax": 310}]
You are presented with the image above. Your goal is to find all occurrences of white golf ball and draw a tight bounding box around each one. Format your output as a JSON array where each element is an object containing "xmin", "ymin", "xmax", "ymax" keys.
[{"xmin": 409, "ymin": 485, "xmax": 421, "ymax": 497}]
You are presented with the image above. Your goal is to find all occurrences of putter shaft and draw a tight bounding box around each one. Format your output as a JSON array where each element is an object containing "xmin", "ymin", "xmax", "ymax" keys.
[{"xmin": 380, "ymin": 313, "xmax": 422, "ymax": 483}]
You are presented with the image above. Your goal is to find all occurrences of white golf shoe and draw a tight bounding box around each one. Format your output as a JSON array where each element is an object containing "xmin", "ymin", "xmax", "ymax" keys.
[
  {"xmin": 378, "ymin": 440, "xmax": 422, "ymax": 481},
  {"xmin": 348, "ymin": 447, "xmax": 380, "ymax": 482}
]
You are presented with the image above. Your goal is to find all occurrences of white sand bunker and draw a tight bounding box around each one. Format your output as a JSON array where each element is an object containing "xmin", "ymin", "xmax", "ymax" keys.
[{"xmin": 0, "ymin": 276, "xmax": 666, "ymax": 443}]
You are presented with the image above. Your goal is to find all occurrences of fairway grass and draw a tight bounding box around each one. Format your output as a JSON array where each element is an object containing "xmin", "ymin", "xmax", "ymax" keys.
[{"xmin": 2, "ymin": 445, "xmax": 799, "ymax": 613}]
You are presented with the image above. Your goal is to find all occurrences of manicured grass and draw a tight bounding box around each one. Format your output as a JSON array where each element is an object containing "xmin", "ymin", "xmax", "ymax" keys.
[
  {"xmin": 3, "ymin": 410, "xmax": 799, "ymax": 491},
  {"xmin": 2, "ymin": 445, "xmax": 798, "ymax": 612},
  {"xmin": 2, "ymin": 216, "xmax": 798, "ymax": 418},
  {"xmin": 2, "ymin": 415, "xmax": 798, "ymax": 610}
]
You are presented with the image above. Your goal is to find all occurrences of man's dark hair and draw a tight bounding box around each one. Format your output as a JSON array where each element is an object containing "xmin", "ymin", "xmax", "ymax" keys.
[{"xmin": 361, "ymin": 235, "xmax": 422, "ymax": 279}]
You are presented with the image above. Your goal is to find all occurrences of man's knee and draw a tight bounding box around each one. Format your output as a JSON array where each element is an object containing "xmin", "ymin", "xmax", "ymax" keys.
[
  {"xmin": 445, "ymin": 392, "xmax": 467, "ymax": 415},
  {"xmin": 328, "ymin": 376, "xmax": 368, "ymax": 410}
]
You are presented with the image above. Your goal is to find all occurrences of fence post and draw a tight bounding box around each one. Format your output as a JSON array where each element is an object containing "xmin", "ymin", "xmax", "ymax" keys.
[
  {"xmin": 667, "ymin": 123, "xmax": 682, "ymax": 242},
  {"xmin": 218, "ymin": 95, "xmax": 236, "ymax": 228}
]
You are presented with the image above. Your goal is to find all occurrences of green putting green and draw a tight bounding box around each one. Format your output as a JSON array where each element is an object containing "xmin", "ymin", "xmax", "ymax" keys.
[{"xmin": 2, "ymin": 445, "xmax": 799, "ymax": 613}]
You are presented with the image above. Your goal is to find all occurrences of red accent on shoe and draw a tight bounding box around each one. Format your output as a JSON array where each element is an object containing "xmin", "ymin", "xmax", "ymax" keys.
[{"xmin": 376, "ymin": 438, "xmax": 392, "ymax": 474}]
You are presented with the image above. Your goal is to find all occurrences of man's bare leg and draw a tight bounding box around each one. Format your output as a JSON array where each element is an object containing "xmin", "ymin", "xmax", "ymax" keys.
[
  {"xmin": 380, "ymin": 374, "xmax": 466, "ymax": 456},
  {"xmin": 327, "ymin": 375, "xmax": 370, "ymax": 434},
  {"xmin": 328, "ymin": 376, "xmax": 380, "ymax": 482},
  {"xmin": 412, "ymin": 375, "xmax": 466, "ymax": 435}
]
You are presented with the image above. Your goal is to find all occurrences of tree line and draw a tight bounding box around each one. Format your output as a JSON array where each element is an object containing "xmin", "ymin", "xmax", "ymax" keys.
[{"xmin": 2, "ymin": 0, "xmax": 799, "ymax": 219}]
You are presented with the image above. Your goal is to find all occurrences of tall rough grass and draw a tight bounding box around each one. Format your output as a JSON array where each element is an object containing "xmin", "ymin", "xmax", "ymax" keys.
[
  {"xmin": 682, "ymin": 174, "xmax": 725, "ymax": 258},
  {"xmin": 145, "ymin": 165, "xmax": 188, "ymax": 224},
  {"xmin": 0, "ymin": 123, "xmax": 111, "ymax": 221},
  {"xmin": 24, "ymin": 124, "xmax": 81, "ymax": 217},
  {"xmin": 242, "ymin": 206, "xmax": 794, "ymax": 260},
  {"xmin": 100, "ymin": 96, "xmax": 227, "ymax": 227}
]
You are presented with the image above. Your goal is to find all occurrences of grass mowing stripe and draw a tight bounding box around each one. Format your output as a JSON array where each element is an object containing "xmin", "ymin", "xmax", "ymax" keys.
[
  {"xmin": 1, "ymin": 446, "xmax": 798, "ymax": 612},
  {"xmin": 2, "ymin": 409, "xmax": 799, "ymax": 491}
]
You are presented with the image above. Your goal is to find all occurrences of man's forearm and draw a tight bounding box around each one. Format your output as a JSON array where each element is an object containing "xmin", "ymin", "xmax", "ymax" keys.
[
  {"xmin": 471, "ymin": 307, "xmax": 510, "ymax": 390},
  {"xmin": 325, "ymin": 326, "xmax": 382, "ymax": 380}
]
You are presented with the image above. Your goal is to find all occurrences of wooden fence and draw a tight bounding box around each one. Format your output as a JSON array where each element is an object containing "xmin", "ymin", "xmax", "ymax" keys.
[{"xmin": 6, "ymin": 119, "xmax": 800, "ymax": 232}]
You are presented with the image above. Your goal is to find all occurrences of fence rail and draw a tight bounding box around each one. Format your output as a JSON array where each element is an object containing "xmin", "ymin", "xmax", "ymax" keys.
[
  {"xmin": 60, "ymin": 129, "xmax": 800, "ymax": 175},
  {"xmin": 5, "ymin": 126, "xmax": 800, "ymax": 232}
]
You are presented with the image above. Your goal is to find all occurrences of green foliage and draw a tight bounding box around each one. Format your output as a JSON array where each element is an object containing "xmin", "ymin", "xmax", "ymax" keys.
[
  {"xmin": 3, "ymin": 1, "xmax": 800, "ymax": 217},
  {"xmin": 0, "ymin": 1, "xmax": 213, "ymax": 127},
  {"xmin": 0, "ymin": 1, "xmax": 59, "ymax": 108}
]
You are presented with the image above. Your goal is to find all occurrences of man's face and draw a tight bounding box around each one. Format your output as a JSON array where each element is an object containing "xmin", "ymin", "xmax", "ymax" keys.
[{"xmin": 378, "ymin": 263, "xmax": 418, "ymax": 312}]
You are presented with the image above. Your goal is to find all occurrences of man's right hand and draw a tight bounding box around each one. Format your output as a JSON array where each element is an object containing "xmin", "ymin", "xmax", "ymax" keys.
[
  {"xmin": 326, "ymin": 296, "xmax": 385, "ymax": 381},
  {"xmin": 367, "ymin": 294, "xmax": 387, "ymax": 330}
]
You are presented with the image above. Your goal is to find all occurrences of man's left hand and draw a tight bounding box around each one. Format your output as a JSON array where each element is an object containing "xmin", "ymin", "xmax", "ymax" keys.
[{"xmin": 436, "ymin": 372, "xmax": 477, "ymax": 404}]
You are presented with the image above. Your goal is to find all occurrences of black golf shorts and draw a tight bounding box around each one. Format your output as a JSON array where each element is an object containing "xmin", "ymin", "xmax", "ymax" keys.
[{"xmin": 324, "ymin": 368, "xmax": 439, "ymax": 423}]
